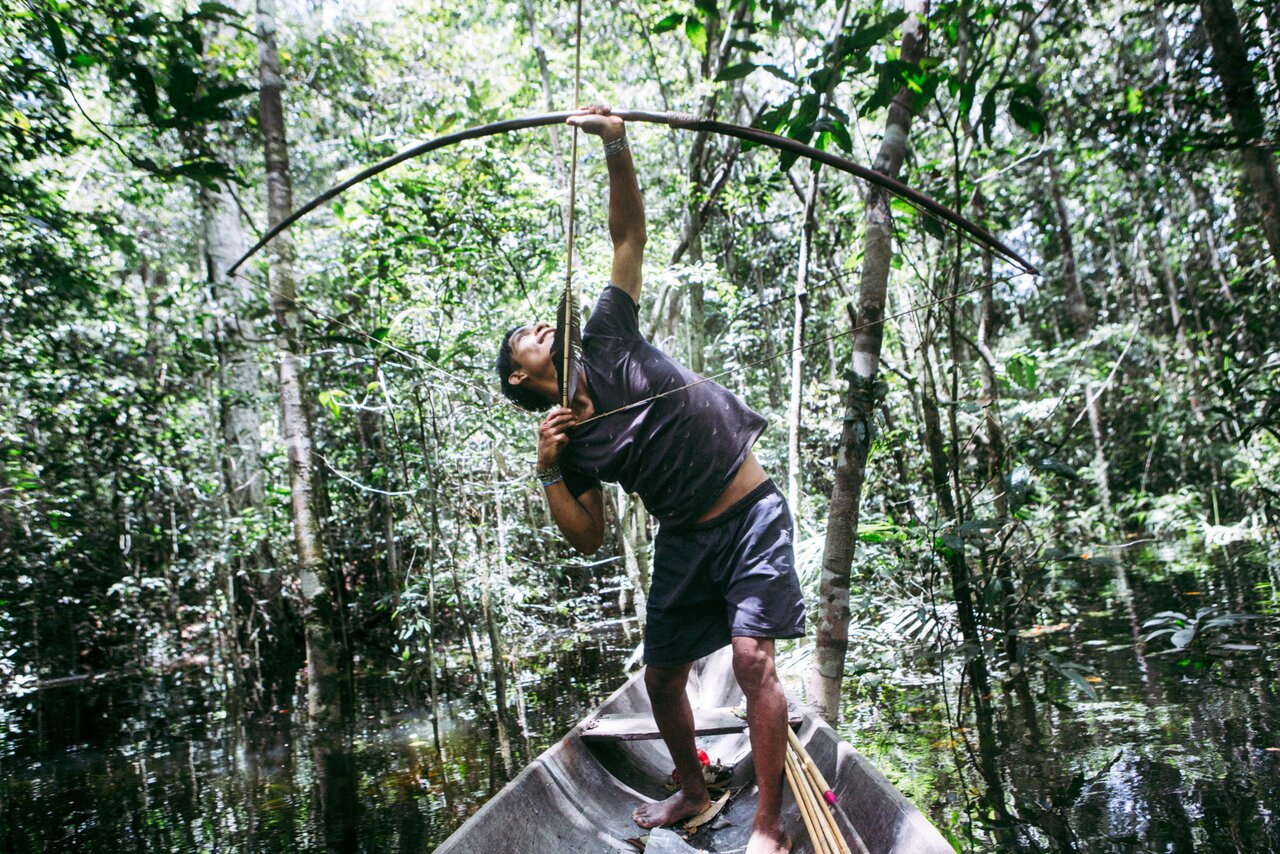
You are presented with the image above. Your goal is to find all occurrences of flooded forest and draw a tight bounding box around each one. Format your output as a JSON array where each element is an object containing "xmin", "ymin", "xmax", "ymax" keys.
[{"xmin": 1, "ymin": 0, "xmax": 1278, "ymax": 850}]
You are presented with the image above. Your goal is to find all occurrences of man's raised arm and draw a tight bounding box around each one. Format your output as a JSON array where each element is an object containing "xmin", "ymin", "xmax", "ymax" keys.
[{"xmin": 567, "ymin": 105, "xmax": 646, "ymax": 303}]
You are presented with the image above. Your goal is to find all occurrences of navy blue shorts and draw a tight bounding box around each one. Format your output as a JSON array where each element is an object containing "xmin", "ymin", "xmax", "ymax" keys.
[{"xmin": 643, "ymin": 479, "xmax": 807, "ymax": 668}]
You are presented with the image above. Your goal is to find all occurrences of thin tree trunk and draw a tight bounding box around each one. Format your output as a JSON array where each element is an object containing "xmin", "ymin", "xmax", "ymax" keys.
[
  {"xmin": 255, "ymin": 0, "xmax": 343, "ymax": 727},
  {"xmin": 914, "ymin": 303, "xmax": 1012, "ymax": 834},
  {"xmin": 787, "ymin": 170, "xmax": 819, "ymax": 514},
  {"xmin": 617, "ymin": 486, "xmax": 650, "ymax": 627},
  {"xmin": 1047, "ymin": 154, "xmax": 1090, "ymax": 335},
  {"xmin": 810, "ymin": 0, "xmax": 930, "ymax": 725},
  {"xmin": 673, "ymin": 0, "xmax": 751, "ymax": 373},
  {"xmin": 521, "ymin": 0, "xmax": 567, "ymax": 189},
  {"xmin": 1200, "ymin": 0, "xmax": 1280, "ymax": 266}
]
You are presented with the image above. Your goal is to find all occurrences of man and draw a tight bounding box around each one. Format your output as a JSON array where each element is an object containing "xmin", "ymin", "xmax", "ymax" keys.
[{"xmin": 495, "ymin": 105, "xmax": 803, "ymax": 854}]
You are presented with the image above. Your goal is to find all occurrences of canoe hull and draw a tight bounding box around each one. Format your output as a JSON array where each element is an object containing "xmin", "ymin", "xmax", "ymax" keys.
[{"xmin": 436, "ymin": 648, "xmax": 951, "ymax": 853}]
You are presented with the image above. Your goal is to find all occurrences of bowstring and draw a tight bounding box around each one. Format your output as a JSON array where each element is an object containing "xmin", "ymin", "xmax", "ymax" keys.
[{"xmin": 561, "ymin": 0, "xmax": 584, "ymax": 408}]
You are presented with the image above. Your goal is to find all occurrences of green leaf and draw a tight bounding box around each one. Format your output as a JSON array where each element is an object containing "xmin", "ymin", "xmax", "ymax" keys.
[
  {"xmin": 188, "ymin": 83, "xmax": 255, "ymax": 119},
  {"xmin": 167, "ymin": 60, "xmax": 199, "ymax": 111},
  {"xmin": 41, "ymin": 11, "xmax": 68, "ymax": 62},
  {"xmin": 1125, "ymin": 86, "xmax": 1143, "ymax": 114},
  {"xmin": 715, "ymin": 62, "xmax": 756, "ymax": 81},
  {"xmin": 1063, "ymin": 669, "xmax": 1099, "ymax": 700},
  {"xmin": 1008, "ymin": 81, "xmax": 1046, "ymax": 135},
  {"xmin": 653, "ymin": 12, "xmax": 684, "ymax": 34},
  {"xmin": 979, "ymin": 87, "xmax": 998, "ymax": 146},
  {"xmin": 789, "ymin": 93, "xmax": 820, "ymax": 138},
  {"xmin": 759, "ymin": 64, "xmax": 797, "ymax": 85},
  {"xmin": 1030, "ymin": 456, "xmax": 1078, "ymax": 479},
  {"xmin": 685, "ymin": 16, "xmax": 708, "ymax": 53},
  {"xmin": 196, "ymin": 1, "xmax": 241, "ymax": 20},
  {"xmin": 1008, "ymin": 98, "xmax": 1046, "ymax": 135},
  {"xmin": 131, "ymin": 64, "xmax": 160, "ymax": 120},
  {"xmin": 843, "ymin": 10, "xmax": 909, "ymax": 51},
  {"xmin": 829, "ymin": 118, "xmax": 852, "ymax": 153},
  {"xmin": 754, "ymin": 99, "xmax": 793, "ymax": 135}
]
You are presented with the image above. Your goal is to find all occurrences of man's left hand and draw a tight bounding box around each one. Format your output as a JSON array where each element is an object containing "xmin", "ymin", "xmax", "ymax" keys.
[{"xmin": 567, "ymin": 103, "xmax": 623, "ymax": 139}]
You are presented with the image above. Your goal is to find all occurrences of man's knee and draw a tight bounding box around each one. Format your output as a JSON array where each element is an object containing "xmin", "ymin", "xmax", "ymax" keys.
[
  {"xmin": 731, "ymin": 637, "xmax": 778, "ymax": 694},
  {"xmin": 644, "ymin": 663, "xmax": 691, "ymax": 700}
]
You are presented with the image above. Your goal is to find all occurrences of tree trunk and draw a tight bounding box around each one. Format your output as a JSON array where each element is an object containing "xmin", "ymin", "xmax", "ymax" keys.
[
  {"xmin": 203, "ymin": 177, "xmax": 300, "ymax": 709},
  {"xmin": 255, "ymin": 0, "xmax": 343, "ymax": 727},
  {"xmin": 810, "ymin": 0, "xmax": 930, "ymax": 725},
  {"xmin": 1200, "ymin": 0, "xmax": 1280, "ymax": 266}
]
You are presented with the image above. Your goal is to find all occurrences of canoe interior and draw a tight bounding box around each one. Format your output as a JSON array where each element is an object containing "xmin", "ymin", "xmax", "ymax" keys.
[{"xmin": 436, "ymin": 647, "xmax": 952, "ymax": 853}]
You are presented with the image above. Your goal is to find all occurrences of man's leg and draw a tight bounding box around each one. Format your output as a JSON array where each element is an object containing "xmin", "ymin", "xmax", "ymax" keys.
[
  {"xmin": 632, "ymin": 661, "xmax": 713, "ymax": 828},
  {"xmin": 732, "ymin": 636, "xmax": 790, "ymax": 854}
]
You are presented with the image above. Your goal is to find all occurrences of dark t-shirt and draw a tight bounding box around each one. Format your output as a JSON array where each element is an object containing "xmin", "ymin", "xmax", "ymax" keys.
[{"xmin": 559, "ymin": 285, "xmax": 768, "ymax": 529}]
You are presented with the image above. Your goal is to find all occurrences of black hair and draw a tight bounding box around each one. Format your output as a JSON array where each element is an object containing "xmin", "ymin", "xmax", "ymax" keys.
[{"xmin": 496, "ymin": 326, "xmax": 554, "ymax": 412}]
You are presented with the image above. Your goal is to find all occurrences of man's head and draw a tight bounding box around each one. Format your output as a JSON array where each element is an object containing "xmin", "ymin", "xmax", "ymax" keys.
[{"xmin": 496, "ymin": 321, "xmax": 558, "ymax": 411}]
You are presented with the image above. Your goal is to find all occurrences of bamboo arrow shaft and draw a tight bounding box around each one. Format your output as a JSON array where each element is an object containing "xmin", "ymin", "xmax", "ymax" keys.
[
  {"xmin": 785, "ymin": 748, "xmax": 829, "ymax": 854},
  {"xmin": 227, "ymin": 109, "xmax": 1038, "ymax": 277}
]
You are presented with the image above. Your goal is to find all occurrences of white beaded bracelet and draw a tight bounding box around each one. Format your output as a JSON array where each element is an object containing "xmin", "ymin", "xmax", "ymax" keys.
[{"xmin": 603, "ymin": 136, "xmax": 630, "ymax": 157}]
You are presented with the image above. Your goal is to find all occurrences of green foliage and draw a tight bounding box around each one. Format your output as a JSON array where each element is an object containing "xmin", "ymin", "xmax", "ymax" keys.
[{"xmin": 1, "ymin": 1, "xmax": 1279, "ymax": 848}]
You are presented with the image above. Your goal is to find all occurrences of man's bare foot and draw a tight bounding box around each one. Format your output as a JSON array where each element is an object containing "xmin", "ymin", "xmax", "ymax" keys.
[
  {"xmin": 745, "ymin": 821, "xmax": 790, "ymax": 854},
  {"xmin": 631, "ymin": 789, "xmax": 711, "ymax": 829}
]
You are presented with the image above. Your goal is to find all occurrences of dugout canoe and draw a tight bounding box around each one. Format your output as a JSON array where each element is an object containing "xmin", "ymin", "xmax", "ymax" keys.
[{"xmin": 435, "ymin": 647, "xmax": 952, "ymax": 853}]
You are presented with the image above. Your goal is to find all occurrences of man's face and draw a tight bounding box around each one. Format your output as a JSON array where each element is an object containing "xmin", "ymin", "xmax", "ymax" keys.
[{"xmin": 506, "ymin": 321, "xmax": 556, "ymax": 386}]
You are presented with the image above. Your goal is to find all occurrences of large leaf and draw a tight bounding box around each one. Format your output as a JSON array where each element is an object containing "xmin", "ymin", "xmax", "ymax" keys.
[
  {"xmin": 41, "ymin": 11, "xmax": 68, "ymax": 62},
  {"xmin": 652, "ymin": 13, "xmax": 684, "ymax": 34},
  {"xmin": 685, "ymin": 17, "xmax": 708, "ymax": 54},
  {"xmin": 715, "ymin": 62, "xmax": 757, "ymax": 82}
]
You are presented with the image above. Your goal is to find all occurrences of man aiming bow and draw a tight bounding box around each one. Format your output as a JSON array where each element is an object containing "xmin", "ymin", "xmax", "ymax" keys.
[{"xmin": 495, "ymin": 105, "xmax": 803, "ymax": 854}]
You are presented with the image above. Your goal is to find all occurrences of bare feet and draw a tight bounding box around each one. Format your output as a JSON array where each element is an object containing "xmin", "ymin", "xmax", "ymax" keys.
[
  {"xmin": 631, "ymin": 789, "xmax": 711, "ymax": 829},
  {"xmin": 745, "ymin": 821, "xmax": 790, "ymax": 854}
]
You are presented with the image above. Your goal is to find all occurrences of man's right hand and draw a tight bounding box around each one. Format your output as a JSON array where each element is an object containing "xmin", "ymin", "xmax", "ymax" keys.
[{"xmin": 537, "ymin": 407, "xmax": 577, "ymax": 468}]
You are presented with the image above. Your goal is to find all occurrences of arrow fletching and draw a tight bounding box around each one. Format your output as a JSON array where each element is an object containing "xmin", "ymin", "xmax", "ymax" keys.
[{"xmin": 553, "ymin": 283, "xmax": 581, "ymax": 408}]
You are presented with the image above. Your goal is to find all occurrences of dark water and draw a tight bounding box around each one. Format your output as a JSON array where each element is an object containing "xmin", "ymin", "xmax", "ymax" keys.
[
  {"xmin": 842, "ymin": 542, "xmax": 1280, "ymax": 852},
  {"xmin": 1, "ymin": 545, "xmax": 1277, "ymax": 852}
]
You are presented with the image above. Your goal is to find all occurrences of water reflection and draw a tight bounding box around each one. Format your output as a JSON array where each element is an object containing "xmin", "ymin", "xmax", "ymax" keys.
[
  {"xmin": 2, "ymin": 548, "xmax": 1277, "ymax": 852},
  {"xmin": 844, "ymin": 544, "xmax": 1280, "ymax": 852},
  {"xmin": 0, "ymin": 619, "xmax": 640, "ymax": 852}
]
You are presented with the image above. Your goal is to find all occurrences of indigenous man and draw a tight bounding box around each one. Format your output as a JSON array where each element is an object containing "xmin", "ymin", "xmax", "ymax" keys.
[{"xmin": 495, "ymin": 105, "xmax": 803, "ymax": 854}]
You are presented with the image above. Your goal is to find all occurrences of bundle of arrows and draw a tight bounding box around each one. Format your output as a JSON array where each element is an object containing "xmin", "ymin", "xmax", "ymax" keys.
[{"xmin": 783, "ymin": 728, "xmax": 861, "ymax": 854}]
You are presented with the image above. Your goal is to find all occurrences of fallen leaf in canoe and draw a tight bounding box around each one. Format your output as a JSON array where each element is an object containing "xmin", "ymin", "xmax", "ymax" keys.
[
  {"xmin": 682, "ymin": 791, "xmax": 731, "ymax": 832},
  {"xmin": 624, "ymin": 836, "xmax": 647, "ymax": 851}
]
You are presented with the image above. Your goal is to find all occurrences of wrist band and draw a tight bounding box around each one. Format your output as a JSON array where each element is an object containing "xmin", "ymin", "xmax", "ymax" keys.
[
  {"xmin": 603, "ymin": 136, "xmax": 630, "ymax": 157},
  {"xmin": 537, "ymin": 464, "xmax": 562, "ymax": 488}
]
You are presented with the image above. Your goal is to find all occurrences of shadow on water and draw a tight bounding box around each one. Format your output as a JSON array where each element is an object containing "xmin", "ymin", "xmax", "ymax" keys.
[{"xmin": 2, "ymin": 547, "xmax": 1277, "ymax": 852}]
